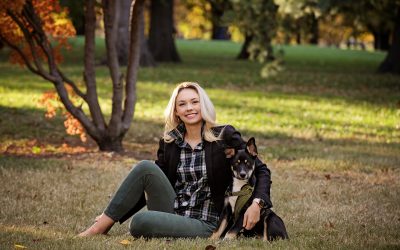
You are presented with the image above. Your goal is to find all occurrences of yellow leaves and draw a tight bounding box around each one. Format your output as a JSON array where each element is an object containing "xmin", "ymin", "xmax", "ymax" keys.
[
  {"xmin": 119, "ymin": 239, "xmax": 132, "ymax": 245},
  {"xmin": 14, "ymin": 244, "xmax": 27, "ymax": 249}
]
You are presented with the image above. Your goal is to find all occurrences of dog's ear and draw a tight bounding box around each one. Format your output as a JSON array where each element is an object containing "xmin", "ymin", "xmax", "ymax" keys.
[
  {"xmin": 246, "ymin": 137, "xmax": 258, "ymax": 157},
  {"xmin": 224, "ymin": 148, "xmax": 235, "ymax": 158}
]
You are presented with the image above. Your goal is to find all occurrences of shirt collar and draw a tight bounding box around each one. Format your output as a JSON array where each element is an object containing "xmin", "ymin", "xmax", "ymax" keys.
[
  {"xmin": 168, "ymin": 122, "xmax": 206, "ymax": 146},
  {"xmin": 168, "ymin": 123, "xmax": 186, "ymax": 145}
]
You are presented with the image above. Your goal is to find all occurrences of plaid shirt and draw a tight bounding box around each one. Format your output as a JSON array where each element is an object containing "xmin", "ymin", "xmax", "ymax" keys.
[{"xmin": 168, "ymin": 124, "xmax": 220, "ymax": 223}]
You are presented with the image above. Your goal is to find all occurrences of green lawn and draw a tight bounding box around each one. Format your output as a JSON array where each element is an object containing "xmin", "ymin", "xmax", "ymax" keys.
[{"xmin": 0, "ymin": 38, "xmax": 399, "ymax": 249}]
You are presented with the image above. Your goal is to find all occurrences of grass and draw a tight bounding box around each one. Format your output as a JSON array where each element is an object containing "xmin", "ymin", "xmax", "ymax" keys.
[{"xmin": 0, "ymin": 38, "xmax": 399, "ymax": 249}]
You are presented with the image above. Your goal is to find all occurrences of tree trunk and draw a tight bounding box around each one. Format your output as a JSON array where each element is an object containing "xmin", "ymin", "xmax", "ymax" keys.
[
  {"xmin": 309, "ymin": 13, "xmax": 319, "ymax": 45},
  {"xmin": 236, "ymin": 35, "xmax": 252, "ymax": 60},
  {"xmin": 139, "ymin": 7, "xmax": 156, "ymax": 67},
  {"xmin": 98, "ymin": 136, "xmax": 123, "ymax": 151},
  {"xmin": 116, "ymin": 0, "xmax": 131, "ymax": 66},
  {"xmin": 212, "ymin": 26, "xmax": 230, "ymax": 40},
  {"xmin": 117, "ymin": 0, "xmax": 155, "ymax": 67},
  {"xmin": 210, "ymin": 2, "xmax": 230, "ymax": 40},
  {"xmin": 148, "ymin": 0, "xmax": 181, "ymax": 62},
  {"xmin": 373, "ymin": 30, "xmax": 391, "ymax": 51},
  {"xmin": 378, "ymin": 7, "xmax": 400, "ymax": 74}
]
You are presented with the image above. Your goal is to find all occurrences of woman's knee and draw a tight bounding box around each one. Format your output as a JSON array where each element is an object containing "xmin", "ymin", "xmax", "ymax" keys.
[
  {"xmin": 131, "ymin": 160, "xmax": 160, "ymax": 175},
  {"xmin": 129, "ymin": 212, "xmax": 153, "ymax": 237}
]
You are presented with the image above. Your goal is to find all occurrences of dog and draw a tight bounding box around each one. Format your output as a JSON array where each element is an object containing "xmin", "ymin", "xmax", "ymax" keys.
[{"xmin": 210, "ymin": 137, "xmax": 288, "ymax": 241}]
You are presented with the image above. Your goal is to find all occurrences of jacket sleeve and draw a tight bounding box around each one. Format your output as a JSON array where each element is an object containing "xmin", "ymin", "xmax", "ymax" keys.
[
  {"xmin": 155, "ymin": 138, "xmax": 167, "ymax": 173},
  {"xmin": 253, "ymin": 158, "xmax": 272, "ymax": 208},
  {"xmin": 222, "ymin": 125, "xmax": 273, "ymax": 209}
]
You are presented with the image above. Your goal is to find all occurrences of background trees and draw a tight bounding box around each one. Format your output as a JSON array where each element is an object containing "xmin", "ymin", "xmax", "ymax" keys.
[
  {"xmin": 0, "ymin": 0, "xmax": 398, "ymax": 152},
  {"xmin": 0, "ymin": 0, "xmax": 145, "ymax": 151}
]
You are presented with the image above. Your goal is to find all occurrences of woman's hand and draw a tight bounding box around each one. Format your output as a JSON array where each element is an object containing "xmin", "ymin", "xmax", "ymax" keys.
[{"xmin": 243, "ymin": 202, "xmax": 261, "ymax": 230}]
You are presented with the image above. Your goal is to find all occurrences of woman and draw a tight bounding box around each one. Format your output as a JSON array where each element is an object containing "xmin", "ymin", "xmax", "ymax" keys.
[{"xmin": 79, "ymin": 82, "xmax": 272, "ymax": 238}]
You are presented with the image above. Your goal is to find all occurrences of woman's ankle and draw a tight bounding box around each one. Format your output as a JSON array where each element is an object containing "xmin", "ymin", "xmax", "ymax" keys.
[{"xmin": 78, "ymin": 213, "xmax": 115, "ymax": 237}]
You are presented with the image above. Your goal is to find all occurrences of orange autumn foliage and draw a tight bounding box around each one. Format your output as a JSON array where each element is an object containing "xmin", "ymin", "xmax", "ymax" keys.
[
  {"xmin": 1, "ymin": 1, "xmax": 86, "ymax": 142},
  {"xmin": 38, "ymin": 86, "xmax": 87, "ymax": 142},
  {"xmin": 0, "ymin": 0, "xmax": 76, "ymax": 65}
]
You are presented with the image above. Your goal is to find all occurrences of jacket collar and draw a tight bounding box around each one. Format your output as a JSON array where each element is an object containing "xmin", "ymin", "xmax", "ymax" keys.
[{"xmin": 167, "ymin": 121, "xmax": 206, "ymax": 145}]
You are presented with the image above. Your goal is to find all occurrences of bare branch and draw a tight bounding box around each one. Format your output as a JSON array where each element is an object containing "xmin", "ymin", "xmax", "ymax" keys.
[
  {"xmin": 122, "ymin": 0, "xmax": 145, "ymax": 131},
  {"xmin": 57, "ymin": 69, "xmax": 87, "ymax": 99},
  {"xmin": 84, "ymin": 0, "xmax": 106, "ymax": 131},
  {"xmin": 0, "ymin": 33, "xmax": 39, "ymax": 75},
  {"xmin": 7, "ymin": 10, "xmax": 55, "ymax": 82},
  {"xmin": 54, "ymin": 81, "xmax": 101, "ymax": 141},
  {"xmin": 102, "ymin": 0, "xmax": 124, "ymax": 136},
  {"xmin": 21, "ymin": 2, "xmax": 58, "ymax": 76}
]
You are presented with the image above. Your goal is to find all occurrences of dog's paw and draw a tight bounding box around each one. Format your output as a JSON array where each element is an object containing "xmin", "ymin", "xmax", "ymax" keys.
[{"xmin": 223, "ymin": 232, "xmax": 237, "ymax": 240}]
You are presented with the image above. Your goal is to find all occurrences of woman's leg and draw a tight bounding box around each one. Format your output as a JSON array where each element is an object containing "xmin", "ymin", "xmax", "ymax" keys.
[
  {"xmin": 78, "ymin": 160, "xmax": 176, "ymax": 236},
  {"xmin": 130, "ymin": 211, "xmax": 217, "ymax": 238}
]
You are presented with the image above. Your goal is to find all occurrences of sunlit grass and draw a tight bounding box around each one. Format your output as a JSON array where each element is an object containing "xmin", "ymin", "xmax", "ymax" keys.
[{"xmin": 0, "ymin": 38, "xmax": 399, "ymax": 249}]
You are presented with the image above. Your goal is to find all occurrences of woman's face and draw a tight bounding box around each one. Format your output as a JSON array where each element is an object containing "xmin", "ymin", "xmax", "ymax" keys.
[{"xmin": 175, "ymin": 88, "xmax": 202, "ymax": 126}]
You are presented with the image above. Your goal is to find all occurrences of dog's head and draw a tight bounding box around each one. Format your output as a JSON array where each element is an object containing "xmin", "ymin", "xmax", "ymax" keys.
[{"xmin": 225, "ymin": 137, "xmax": 258, "ymax": 181}]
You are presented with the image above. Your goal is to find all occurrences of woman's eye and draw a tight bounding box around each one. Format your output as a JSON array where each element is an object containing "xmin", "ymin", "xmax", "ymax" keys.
[
  {"xmin": 193, "ymin": 100, "xmax": 199, "ymax": 104},
  {"xmin": 178, "ymin": 103, "xmax": 185, "ymax": 107}
]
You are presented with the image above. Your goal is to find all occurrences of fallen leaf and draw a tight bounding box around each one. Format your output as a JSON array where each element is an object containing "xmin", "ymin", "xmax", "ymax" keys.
[
  {"xmin": 205, "ymin": 245, "xmax": 217, "ymax": 250},
  {"xmin": 324, "ymin": 174, "xmax": 331, "ymax": 180},
  {"xmin": 14, "ymin": 244, "xmax": 27, "ymax": 249},
  {"xmin": 119, "ymin": 239, "xmax": 132, "ymax": 245},
  {"xmin": 325, "ymin": 221, "xmax": 335, "ymax": 228}
]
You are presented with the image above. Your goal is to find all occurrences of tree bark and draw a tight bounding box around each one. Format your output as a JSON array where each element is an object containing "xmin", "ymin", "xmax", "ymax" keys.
[
  {"xmin": 378, "ymin": 7, "xmax": 400, "ymax": 74},
  {"xmin": 373, "ymin": 30, "xmax": 391, "ymax": 51},
  {"xmin": 148, "ymin": 0, "xmax": 181, "ymax": 62},
  {"xmin": 116, "ymin": 0, "xmax": 131, "ymax": 66},
  {"xmin": 210, "ymin": 1, "xmax": 230, "ymax": 40},
  {"xmin": 236, "ymin": 34, "xmax": 252, "ymax": 60},
  {"xmin": 309, "ymin": 13, "xmax": 319, "ymax": 45},
  {"xmin": 139, "ymin": 6, "xmax": 156, "ymax": 67}
]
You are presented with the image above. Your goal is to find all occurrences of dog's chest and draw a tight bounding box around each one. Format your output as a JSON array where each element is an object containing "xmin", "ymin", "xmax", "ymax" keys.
[{"xmin": 228, "ymin": 178, "xmax": 248, "ymax": 213}]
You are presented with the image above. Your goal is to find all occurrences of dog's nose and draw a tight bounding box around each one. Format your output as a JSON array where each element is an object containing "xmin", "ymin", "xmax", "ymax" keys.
[{"xmin": 239, "ymin": 172, "xmax": 247, "ymax": 178}]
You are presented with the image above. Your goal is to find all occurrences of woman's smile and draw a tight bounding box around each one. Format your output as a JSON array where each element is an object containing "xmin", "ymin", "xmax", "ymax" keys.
[{"xmin": 175, "ymin": 88, "xmax": 203, "ymax": 125}]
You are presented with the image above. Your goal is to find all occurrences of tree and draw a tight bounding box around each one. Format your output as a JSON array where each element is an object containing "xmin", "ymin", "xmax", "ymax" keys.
[
  {"xmin": 378, "ymin": 5, "xmax": 400, "ymax": 74},
  {"xmin": 148, "ymin": 0, "xmax": 181, "ymax": 62},
  {"xmin": 225, "ymin": 0, "xmax": 278, "ymax": 62},
  {"xmin": 60, "ymin": 0, "xmax": 85, "ymax": 35},
  {"xmin": 117, "ymin": 0, "xmax": 155, "ymax": 67},
  {"xmin": 208, "ymin": 0, "xmax": 231, "ymax": 40},
  {"xmin": 275, "ymin": 0, "xmax": 321, "ymax": 45},
  {"xmin": 320, "ymin": 0, "xmax": 400, "ymax": 74},
  {"xmin": 0, "ymin": 0, "xmax": 145, "ymax": 151}
]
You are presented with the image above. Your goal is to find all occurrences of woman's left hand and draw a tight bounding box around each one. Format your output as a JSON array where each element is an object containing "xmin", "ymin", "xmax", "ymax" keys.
[{"xmin": 243, "ymin": 202, "xmax": 261, "ymax": 230}]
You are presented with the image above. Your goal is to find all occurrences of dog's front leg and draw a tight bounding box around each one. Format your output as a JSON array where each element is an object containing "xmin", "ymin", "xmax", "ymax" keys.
[
  {"xmin": 210, "ymin": 202, "xmax": 232, "ymax": 240},
  {"xmin": 223, "ymin": 214, "xmax": 244, "ymax": 240}
]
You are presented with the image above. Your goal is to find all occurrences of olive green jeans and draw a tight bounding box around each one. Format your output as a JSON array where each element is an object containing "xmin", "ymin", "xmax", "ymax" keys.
[{"xmin": 104, "ymin": 160, "xmax": 216, "ymax": 238}]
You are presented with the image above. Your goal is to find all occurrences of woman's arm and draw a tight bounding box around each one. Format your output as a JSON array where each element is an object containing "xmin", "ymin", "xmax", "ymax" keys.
[
  {"xmin": 222, "ymin": 125, "xmax": 272, "ymax": 208},
  {"xmin": 155, "ymin": 138, "xmax": 167, "ymax": 173}
]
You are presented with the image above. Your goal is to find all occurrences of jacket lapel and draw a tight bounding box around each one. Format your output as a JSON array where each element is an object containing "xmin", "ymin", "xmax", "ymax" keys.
[{"xmin": 205, "ymin": 141, "xmax": 214, "ymax": 192}]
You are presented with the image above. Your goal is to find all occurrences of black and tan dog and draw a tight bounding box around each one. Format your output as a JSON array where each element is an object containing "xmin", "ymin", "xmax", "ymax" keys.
[{"xmin": 210, "ymin": 138, "xmax": 288, "ymax": 241}]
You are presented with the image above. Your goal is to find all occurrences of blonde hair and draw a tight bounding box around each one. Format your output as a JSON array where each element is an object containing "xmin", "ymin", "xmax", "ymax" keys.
[{"xmin": 163, "ymin": 82, "xmax": 220, "ymax": 143}]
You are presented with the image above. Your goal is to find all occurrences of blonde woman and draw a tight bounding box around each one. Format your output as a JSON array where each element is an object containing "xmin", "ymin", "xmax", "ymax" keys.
[{"xmin": 79, "ymin": 82, "xmax": 272, "ymax": 238}]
